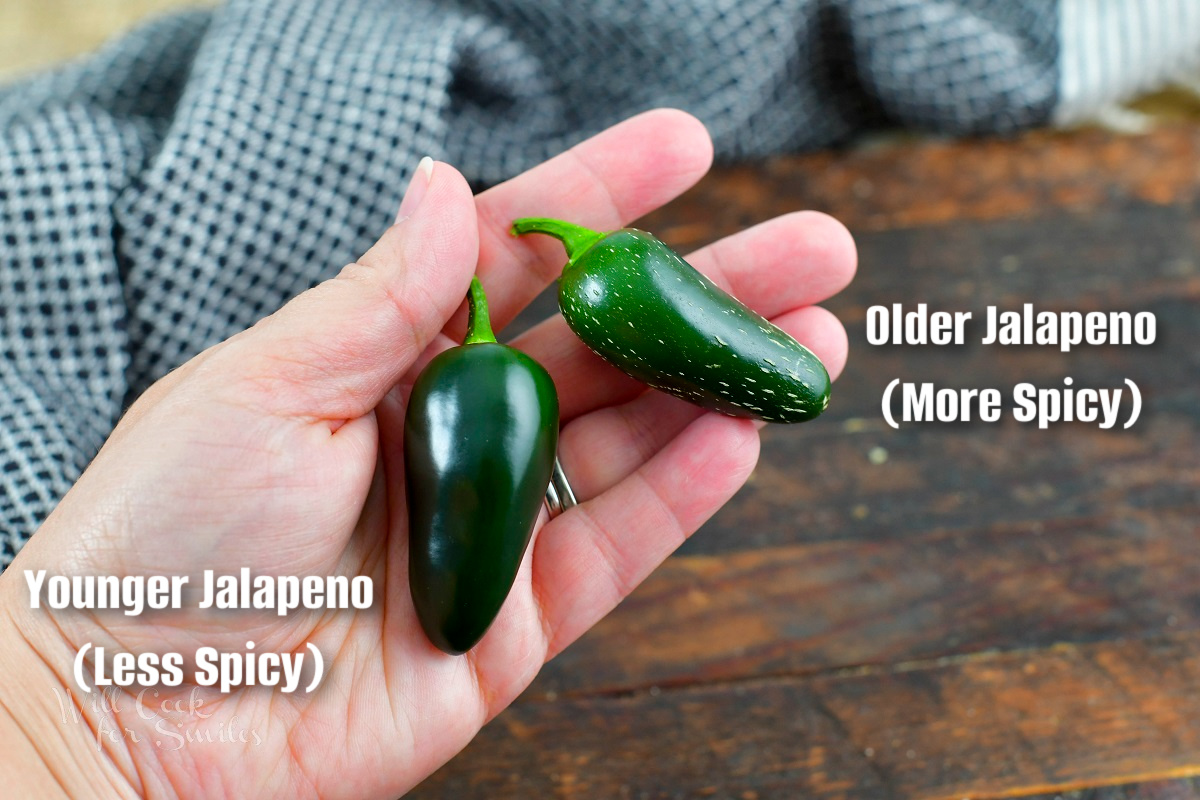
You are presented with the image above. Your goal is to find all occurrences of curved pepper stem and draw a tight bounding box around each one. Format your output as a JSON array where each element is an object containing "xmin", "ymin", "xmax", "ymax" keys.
[
  {"xmin": 510, "ymin": 217, "xmax": 607, "ymax": 271},
  {"xmin": 464, "ymin": 276, "xmax": 497, "ymax": 345}
]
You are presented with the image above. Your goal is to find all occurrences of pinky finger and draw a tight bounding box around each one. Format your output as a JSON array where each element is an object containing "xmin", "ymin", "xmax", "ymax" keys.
[{"xmin": 531, "ymin": 412, "xmax": 760, "ymax": 658}]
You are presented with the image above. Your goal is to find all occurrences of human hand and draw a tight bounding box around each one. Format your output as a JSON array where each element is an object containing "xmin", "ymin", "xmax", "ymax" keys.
[{"xmin": 0, "ymin": 109, "xmax": 855, "ymax": 798}]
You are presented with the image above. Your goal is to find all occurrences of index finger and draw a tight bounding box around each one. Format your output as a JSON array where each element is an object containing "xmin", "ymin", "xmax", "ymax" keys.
[{"xmin": 462, "ymin": 108, "xmax": 714, "ymax": 335}]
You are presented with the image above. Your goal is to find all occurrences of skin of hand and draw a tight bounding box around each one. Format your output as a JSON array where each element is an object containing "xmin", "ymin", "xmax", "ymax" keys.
[{"xmin": 0, "ymin": 109, "xmax": 855, "ymax": 799}]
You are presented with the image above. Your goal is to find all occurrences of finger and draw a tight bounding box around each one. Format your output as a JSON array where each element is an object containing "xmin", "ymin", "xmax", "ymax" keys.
[
  {"xmin": 215, "ymin": 160, "xmax": 479, "ymax": 421},
  {"xmin": 519, "ymin": 303, "xmax": 849, "ymax": 422},
  {"xmin": 695, "ymin": 210, "xmax": 857, "ymax": 307},
  {"xmin": 459, "ymin": 108, "xmax": 714, "ymax": 335},
  {"xmin": 532, "ymin": 412, "xmax": 760, "ymax": 657},
  {"xmin": 558, "ymin": 391, "xmax": 702, "ymax": 501}
]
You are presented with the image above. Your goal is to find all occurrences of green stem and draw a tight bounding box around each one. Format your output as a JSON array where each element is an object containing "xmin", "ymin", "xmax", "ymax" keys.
[
  {"xmin": 510, "ymin": 217, "xmax": 607, "ymax": 270},
  {"xmin": 463, "ymin": 276, "xmax": 497, "ymax": 345}
]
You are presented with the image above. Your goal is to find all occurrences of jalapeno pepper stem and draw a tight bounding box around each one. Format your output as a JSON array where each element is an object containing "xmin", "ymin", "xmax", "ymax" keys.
[
  {"xmin": 510, "ymin": 217, "xmax": 607, "ymax": 271},
  {"xmin": 464, "ymin": 276, "xmax": 497, "ymax": 345}
]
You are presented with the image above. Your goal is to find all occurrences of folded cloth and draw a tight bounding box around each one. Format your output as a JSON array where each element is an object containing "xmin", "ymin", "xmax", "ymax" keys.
[{"xmin": 0, "ymin": 0, "xmax": 1195, "ymax": 565}]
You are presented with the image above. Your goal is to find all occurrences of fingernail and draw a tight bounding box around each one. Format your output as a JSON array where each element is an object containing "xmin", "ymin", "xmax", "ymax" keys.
[{"xmin": 396, "ymin": 156, "xmax": 434, "ymax": 223}]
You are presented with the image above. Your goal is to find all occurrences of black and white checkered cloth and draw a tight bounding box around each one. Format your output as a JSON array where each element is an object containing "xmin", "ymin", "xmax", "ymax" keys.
[{"xmin": 1, "ymin": 0, "xmax": 1196, "ymax": 565}]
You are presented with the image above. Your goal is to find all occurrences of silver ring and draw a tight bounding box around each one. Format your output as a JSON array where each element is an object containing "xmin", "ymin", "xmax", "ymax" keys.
[{"xmin": 543, "ymin": 456, "xmax": 578, "ymax": 519}]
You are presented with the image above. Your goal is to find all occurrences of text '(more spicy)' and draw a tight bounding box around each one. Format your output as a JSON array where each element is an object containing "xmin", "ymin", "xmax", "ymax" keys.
[{"xmin": 867, "ymin": 304, "xmax": 1153, "ymax": 430}]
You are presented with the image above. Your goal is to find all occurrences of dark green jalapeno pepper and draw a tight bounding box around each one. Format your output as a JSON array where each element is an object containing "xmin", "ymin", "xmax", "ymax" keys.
[
  {"xmin": 405, "ymin": 277, "xmax": 559, "ymax": 654},
  {"xmin": 511, "ymin": 218, "xmax": 830, "ymax": 424}
]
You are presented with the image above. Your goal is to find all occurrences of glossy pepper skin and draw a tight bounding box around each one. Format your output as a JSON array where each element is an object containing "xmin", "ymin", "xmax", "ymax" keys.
[
  {"xmin": 511, "ymin": 218, "xmax": 830, "ymax": 424},
  {"xmin": 405, "ymin": 278, "xmax": 559, "ymax": 655}
]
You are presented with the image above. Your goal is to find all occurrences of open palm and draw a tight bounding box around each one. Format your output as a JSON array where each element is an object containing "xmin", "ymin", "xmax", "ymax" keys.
[{"xmin": 0, "ymin": 110, "xmax": 855, "ymax": 798}]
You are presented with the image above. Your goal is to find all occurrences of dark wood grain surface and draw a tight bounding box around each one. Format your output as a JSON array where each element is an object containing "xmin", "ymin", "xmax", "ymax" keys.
[{"xmin": 411, "ymin": 125, "xmax": 1200, "ymax": 799}]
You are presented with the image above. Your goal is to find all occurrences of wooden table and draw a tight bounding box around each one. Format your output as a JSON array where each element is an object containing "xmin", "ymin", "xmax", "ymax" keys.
[{"xmin": 412, "ymin": 124, "xmax": 1200, "ymax": 799}]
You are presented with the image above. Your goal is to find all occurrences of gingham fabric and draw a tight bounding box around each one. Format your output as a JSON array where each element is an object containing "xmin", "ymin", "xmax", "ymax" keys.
[{"xmin": 0, "ymin": 0, "xmax": 1194, "ymax": 565}]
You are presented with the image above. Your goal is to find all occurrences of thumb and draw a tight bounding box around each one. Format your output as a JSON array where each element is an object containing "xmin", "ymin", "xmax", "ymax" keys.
[{"xmin": 218, "ymin": 158, "xmax": 479, "ymax": 420}]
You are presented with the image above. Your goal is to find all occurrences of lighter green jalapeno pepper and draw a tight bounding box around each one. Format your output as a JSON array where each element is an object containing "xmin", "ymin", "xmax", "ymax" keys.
[{"xmin": 511, "ymin": 218, "xmax": 830, "ymax": 424}]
